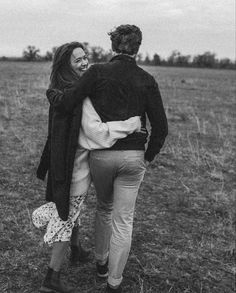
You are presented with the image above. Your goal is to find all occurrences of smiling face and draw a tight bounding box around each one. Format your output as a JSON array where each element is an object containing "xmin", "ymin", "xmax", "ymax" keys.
[{"xmin": 70, "ymin": 47, "xmax": 88, "ymax": 76}]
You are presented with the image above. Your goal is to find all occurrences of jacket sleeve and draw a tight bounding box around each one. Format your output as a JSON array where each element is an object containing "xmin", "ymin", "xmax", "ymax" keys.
[
  {"xmin": 46, "ymin": 65, "xmax": 97, "ymax": 113},
  {"xmin": 36, "ymin": 138, "xmax": 50, "ymax": 180},
  {"xmin": 145, "ymin": 77, "xmax": 168, "ymax": 162},
  {"xmin": 36, "ymin": 105, "xmax": 53, "ymax": 180}
]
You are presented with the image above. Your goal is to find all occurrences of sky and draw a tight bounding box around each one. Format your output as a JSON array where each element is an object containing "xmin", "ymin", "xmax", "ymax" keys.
[{"xmin": 0, "ymin": 0, "xmax": 235, "ymax": 60}]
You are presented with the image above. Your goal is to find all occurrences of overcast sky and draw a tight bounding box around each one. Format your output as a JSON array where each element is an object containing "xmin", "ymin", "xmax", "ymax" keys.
[{"xmin": 0, "ymin": 0, "xmax": 235, "ymax": 59}]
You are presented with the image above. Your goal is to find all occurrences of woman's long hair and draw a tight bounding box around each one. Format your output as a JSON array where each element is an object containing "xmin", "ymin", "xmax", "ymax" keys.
[{"xmin": 49, "ymin": 42, "xmax": 85, "ymax": 90}]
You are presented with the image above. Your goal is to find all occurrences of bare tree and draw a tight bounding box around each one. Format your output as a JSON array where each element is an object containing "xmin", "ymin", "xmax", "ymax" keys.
[
  {"xmin": 23, "ymin": 46, "xmax": 40, "ymax": 61},
  {"xmin": 193, "ymin": 51, "xmax": 216, "ymax": 68}
]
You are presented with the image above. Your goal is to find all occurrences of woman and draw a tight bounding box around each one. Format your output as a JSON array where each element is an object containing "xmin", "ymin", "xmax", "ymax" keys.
[{"xmin": 33, "ymin": 42, "xmax": 141, "ymax": 293}]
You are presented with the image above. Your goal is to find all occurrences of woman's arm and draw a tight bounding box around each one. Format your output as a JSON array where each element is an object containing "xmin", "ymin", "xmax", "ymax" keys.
[{"xmin": 79, "ymin": 98, "xmax": 141, "ymax": 150}]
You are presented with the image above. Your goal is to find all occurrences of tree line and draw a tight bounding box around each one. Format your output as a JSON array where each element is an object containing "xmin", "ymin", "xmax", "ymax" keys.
[{"xmin": 0, "ymin": 44, "xmax": 235, "ymax": 70}]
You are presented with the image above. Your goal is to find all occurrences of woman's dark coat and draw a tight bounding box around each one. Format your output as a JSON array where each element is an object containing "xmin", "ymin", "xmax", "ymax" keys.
[{"xmin": 36, "ymin": 91, "xmax": 82, "ymax": 221}]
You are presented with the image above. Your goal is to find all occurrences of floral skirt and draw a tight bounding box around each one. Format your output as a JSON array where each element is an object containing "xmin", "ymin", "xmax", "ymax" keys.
[
  {"xmin": 32, "ymin": 192, "xmax": 87, "ymax": 246},
  {"xmin": 32, "ymin": 148, "xmax": 91, "ymax": 246}
]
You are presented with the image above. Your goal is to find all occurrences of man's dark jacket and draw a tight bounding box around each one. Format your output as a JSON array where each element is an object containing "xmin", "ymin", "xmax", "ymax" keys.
[{"xmin": 37, "ymin": 54, "xmax": 168, "ymax": 221}]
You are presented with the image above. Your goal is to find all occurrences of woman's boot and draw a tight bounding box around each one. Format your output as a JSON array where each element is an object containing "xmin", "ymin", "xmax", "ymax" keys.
[{"xmin": 39, "ymin": 267, "xmax": 74, "ymax": 293}]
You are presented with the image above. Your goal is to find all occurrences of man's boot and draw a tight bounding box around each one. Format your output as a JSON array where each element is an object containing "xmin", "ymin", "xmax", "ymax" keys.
[
  {"xmin": 70, "ymin": 243, "xmax": 91, "ymax": 265},
  {"xmin": 39, "ymin": 267, "xmax": 74, "ymax": 293}
]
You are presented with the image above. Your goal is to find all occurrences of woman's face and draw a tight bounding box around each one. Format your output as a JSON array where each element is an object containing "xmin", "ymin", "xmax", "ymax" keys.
[{"xmin": 70, "ymin": 47, "xmax": 88, "ymax": 76}]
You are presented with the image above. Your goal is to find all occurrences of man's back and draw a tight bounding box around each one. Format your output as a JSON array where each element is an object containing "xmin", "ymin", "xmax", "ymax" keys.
[
  {"xmin": 88, "ymin": 54, "xmax": 168, "ymax": 161},
  {"xmin": 90, "ymin": 54, "xmax": 155, "ymax": 122}
]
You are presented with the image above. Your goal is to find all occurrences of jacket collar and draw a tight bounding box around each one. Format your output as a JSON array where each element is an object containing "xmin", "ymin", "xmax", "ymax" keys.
[{"xmin": 110, "ymin": 54, "xmax": 136, "ymax": 64}]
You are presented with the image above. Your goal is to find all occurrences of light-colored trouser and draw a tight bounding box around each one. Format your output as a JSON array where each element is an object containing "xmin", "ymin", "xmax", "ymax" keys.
[{"xmin": 90, "ymin": 150, "xmax": 146, "ymax": 287}]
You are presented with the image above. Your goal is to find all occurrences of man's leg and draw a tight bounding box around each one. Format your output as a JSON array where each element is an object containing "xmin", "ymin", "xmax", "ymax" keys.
[
  {"xmin": 90, "ymin": 151, "xmax": 116, "ymax": 265},
  {"xmin": 90, "ymin": 150, "xmax": 146, "ymax": 288},
  {"xmin": 108, "ymin": 151, "xmax": 146, "ymax": 288}
]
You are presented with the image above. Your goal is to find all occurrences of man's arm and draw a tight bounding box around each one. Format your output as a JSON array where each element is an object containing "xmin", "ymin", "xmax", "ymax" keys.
[
  {"xmin": 46, "ymin": 65, "xmax": 97, "ymax": 113},
  {"xmin": 145, "ymin": 77, "xmax": 168, "ymax": 162}
]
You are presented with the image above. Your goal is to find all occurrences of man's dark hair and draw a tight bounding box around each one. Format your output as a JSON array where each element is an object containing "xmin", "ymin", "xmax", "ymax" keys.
[{"xmin": 108, "ymin": 24, "xmax": 142, "ymax": 55}]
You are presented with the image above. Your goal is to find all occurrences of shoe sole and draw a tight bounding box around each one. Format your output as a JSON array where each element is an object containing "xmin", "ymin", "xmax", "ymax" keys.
[{"xmin": 97, "ymin": 272, "xmax": 109, "ymax": 278}]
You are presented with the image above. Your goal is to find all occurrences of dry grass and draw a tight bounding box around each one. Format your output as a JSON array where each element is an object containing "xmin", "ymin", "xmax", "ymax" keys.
[{"xmin": 0, "ymin": 62, "xmax": 235, "ymax": 292}]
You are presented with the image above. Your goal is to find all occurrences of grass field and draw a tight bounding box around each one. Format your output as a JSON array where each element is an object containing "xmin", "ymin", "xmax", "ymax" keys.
[{"xmin": 0, "ymin": 62, "xmax": 235, "ymax": 293}]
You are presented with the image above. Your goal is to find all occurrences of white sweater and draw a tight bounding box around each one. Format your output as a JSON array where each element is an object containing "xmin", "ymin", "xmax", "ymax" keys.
[{"xmin": 79, "ymin": 97, "xmax": 141, "ymax": 150}]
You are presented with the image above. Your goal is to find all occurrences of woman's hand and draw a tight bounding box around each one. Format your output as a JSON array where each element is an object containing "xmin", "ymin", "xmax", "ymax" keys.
[
  {"xmin": 125, "ymin": 116, "xmax": 141, "ymax": 132},
  {"xmin": 46, "ymin": 88, "xmax": 76, "ymax": 113},
  {"xmin": 46, "ymin": 89, "xmax": 63, "ymax": 105}
]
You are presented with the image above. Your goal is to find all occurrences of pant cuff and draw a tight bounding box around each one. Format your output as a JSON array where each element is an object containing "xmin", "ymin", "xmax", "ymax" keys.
[{"xmin": 108, "ymin": 275, "xmax": 123, "ymax": 287}]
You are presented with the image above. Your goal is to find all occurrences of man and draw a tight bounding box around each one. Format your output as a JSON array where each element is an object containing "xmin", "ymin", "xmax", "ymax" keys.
[{"xmin": 48, "ymin": 24, "xmax": 168, "ymax": 293}]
